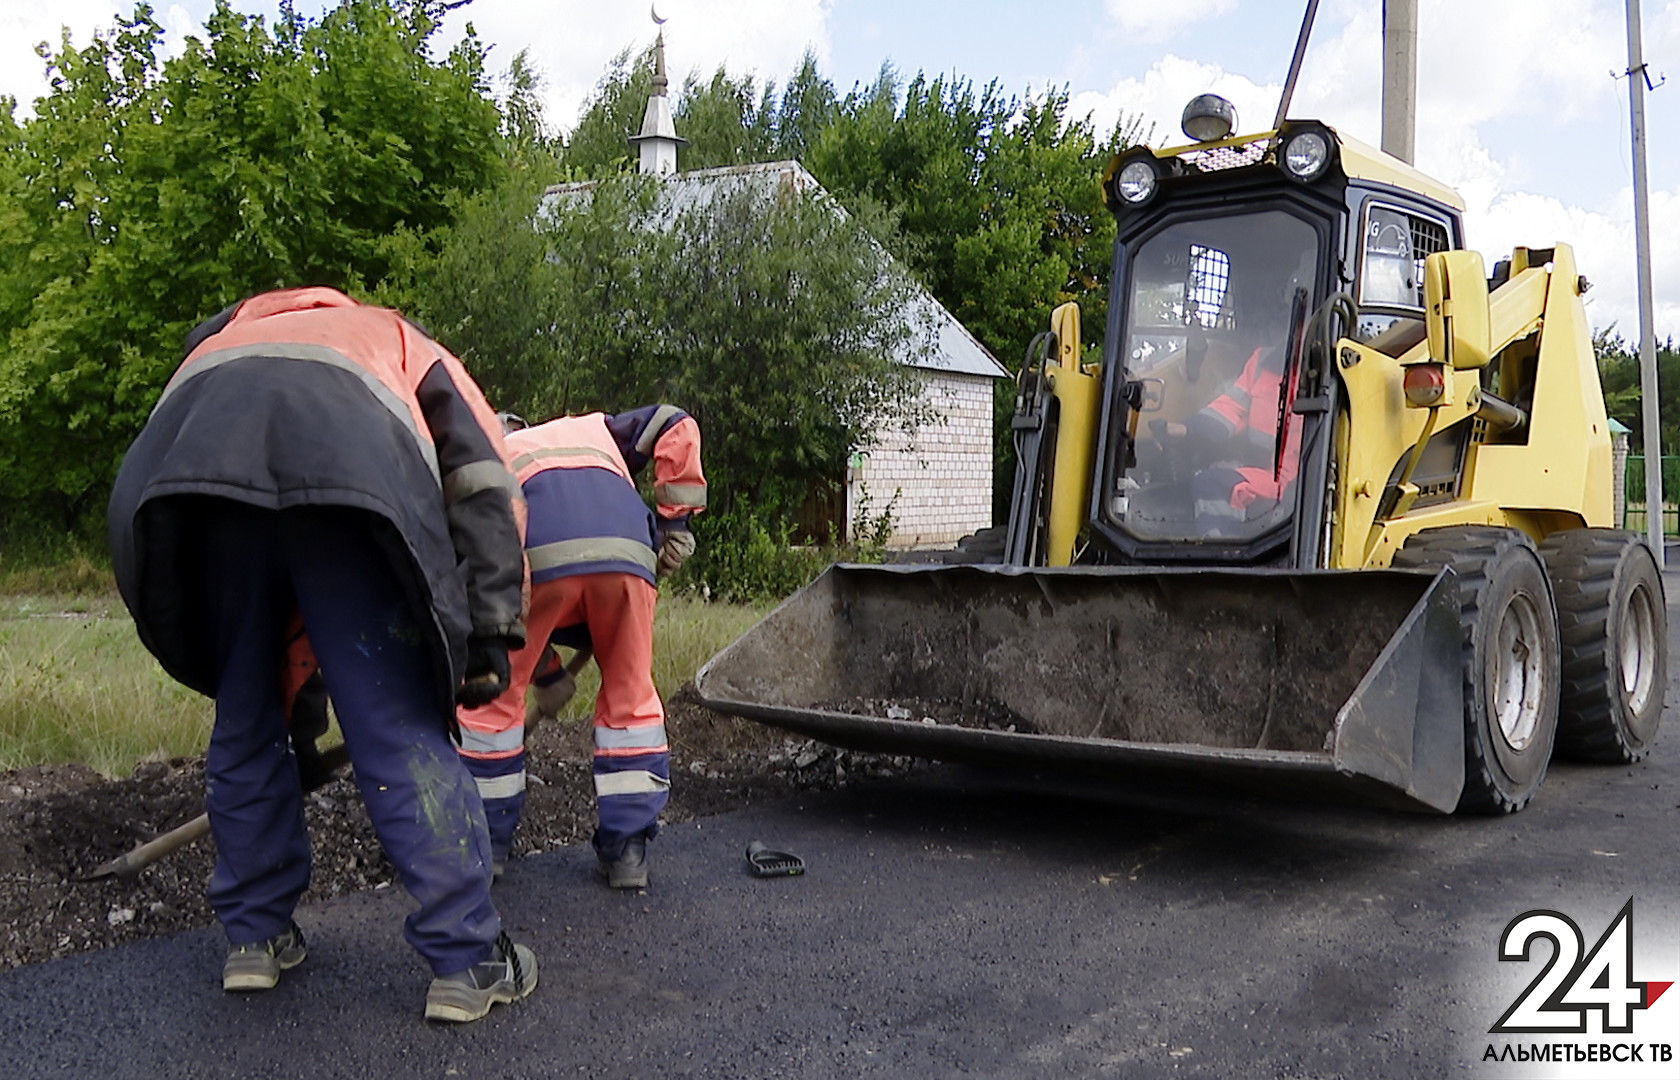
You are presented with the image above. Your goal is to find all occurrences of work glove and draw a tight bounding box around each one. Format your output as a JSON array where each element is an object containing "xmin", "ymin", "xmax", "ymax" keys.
[
  {"xmin": 457, "ymin": 635, "xmax": 512, "ymax": 709},
  {"xmin": 288, "ymin": 672, "xmax": 334, "ymax": 790},
  {"xmin": 657, "ymin": 526, "xmax": 696, "ymax": 577},
  {"xmin": 529, "ymin": 666, "xmax": 578, "ymax": 724}
]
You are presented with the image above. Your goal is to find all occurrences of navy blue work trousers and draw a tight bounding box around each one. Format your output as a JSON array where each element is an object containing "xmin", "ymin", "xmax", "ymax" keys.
[{"xmin": 188, "ymin": 499, "xmax": 500, "ymax": 975}]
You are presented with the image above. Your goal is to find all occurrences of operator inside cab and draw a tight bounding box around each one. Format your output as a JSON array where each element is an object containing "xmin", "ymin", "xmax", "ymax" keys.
[{"xmin": 1117, "ymin": 213, "xmax": 1316, "ymax": 543}]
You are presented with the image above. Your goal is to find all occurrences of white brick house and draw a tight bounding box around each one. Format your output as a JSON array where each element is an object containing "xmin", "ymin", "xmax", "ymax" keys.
[
  {"xmin": 846, "ymin": 306, "xmax": 1006, "ymax": 549},
  {"xmin": 545, "ymin": 158, "xmax": 1011, "ymax": 551},
  {"xmin": 548, "ymin": 41, "xmax": 1010, "ymax": 549}
]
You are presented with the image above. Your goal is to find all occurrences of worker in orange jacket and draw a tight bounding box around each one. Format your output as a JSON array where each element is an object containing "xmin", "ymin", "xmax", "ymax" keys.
[
  {"xmin": 108, "ymin": 288, "xmax": 536, "ymax": 1023},
  {"xmin": 458, "ymin": 406, "xmax": 705, "ymax": 889},
  {"xmin": 1166, "ymin": 344, "xmax": 1304, "ymax": 531}
]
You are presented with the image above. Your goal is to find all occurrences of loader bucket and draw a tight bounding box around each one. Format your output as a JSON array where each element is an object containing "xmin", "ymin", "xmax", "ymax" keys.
[{"xmin": 695, "ymin": 564, "xmax": 1467, "ymax": 813}]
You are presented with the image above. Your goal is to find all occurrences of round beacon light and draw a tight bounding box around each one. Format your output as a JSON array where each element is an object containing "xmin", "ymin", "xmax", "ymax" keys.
[{"xmin": 1181, "ymin": 94, "xmax": 1237, "ymax": 143}]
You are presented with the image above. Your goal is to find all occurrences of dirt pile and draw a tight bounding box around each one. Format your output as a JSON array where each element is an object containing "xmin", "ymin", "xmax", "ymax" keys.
[{"xmin": 0, "ymin": 687, "xmax": 916, "ymax": 970}]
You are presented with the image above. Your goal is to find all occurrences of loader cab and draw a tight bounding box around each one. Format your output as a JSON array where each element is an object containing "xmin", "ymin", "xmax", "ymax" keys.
[{"xmin": 1092, "ymin": 107, "xmax": 1465, "ymax": 568}]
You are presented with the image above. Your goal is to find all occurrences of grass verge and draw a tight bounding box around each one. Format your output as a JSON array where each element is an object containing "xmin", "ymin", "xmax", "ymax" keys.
[{"xmin": 1, "ymin": 588, "xmax": 773, "ymax": 778}]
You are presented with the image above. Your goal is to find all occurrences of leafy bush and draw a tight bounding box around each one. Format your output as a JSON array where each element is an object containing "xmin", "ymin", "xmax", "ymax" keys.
[
  {"xmin": 672, "ymin": 499, "xmax": 894, "ymax": 605},
  {"xmin": 672, "ymin": 504, "xmax": 832, "ymax": 604}
]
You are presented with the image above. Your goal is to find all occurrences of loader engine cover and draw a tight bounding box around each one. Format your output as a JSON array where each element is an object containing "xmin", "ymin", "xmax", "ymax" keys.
[{"xmin": 695, "ymin": 564, "xmax": 1467, "ymax": 812}]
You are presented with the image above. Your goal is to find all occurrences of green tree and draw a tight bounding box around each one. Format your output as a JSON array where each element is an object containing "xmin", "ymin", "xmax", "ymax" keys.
[
  {"xmin": 803, "ymin": 71, "xmax": 1141, "ymax": 516},
  {"xmin": 673, "ymin": 70, "xmax": 777, "ymax": 171},
  {"xmin": 410, "ymin": 168, "xmax": 926, "ymax": 529},
  {"xmin": 562, "ymin": 54, "xmax": 1140, "ymax": 362},
  {"xmin": 805, "ymin": 70, "xmax": 1134, "ymax": 361},
  {"xmin": 0, "ymin": 0, "xmax": 503, "ymax": 533},
  {"xmin": 771, "ymin": 52, "xmax": 837, "ymax": 163},
  {"xmin": 1595, "ymin": 326, "xmax": 1680, "ymax": 455},
  {"xmin": 562, "ymin": 47, "xmax": 650, "ymax": 176},
  {"xmin": 559, "ymin": 54, "xmax": 1144, "ymax": 521},
  {"xmin": 564, "ymin": 48, "xmax": 835, "ymax": 179}
]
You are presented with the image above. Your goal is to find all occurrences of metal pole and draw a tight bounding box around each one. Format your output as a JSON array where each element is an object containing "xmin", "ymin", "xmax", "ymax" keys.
[
  {"xmin": 1626, "ymin": 0, "xmax": 1665, "ymax": 566},
  {"xmin": 1381, "ymin": 0, "xmax": 1418, "ymax": 163},
  {"xmin": 1273, "ymin": 0, "xmax": 1321, "ymax": 130}
]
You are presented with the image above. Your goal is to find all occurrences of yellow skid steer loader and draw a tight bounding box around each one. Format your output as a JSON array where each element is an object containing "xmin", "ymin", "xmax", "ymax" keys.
[{"xmin": 696, "ymin": 100, "xmax": 1666, "ymax": 814}]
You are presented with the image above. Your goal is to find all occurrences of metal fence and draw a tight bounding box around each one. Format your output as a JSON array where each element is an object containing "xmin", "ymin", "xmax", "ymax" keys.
[{"xmin": 1622, "ymin": 455, "xmax": 1680, "ymax": 536}]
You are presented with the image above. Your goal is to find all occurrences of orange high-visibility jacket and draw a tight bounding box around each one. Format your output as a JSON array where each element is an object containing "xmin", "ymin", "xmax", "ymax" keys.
[
  {"xmin": 511, "ymin": 407, "xmax": 706, "ymax": 586},
  {"xmin": 1186, "ymin": 346, "xmax": 1303, "ymax": 507},
  {"xmin": 109, "ymin": 287, "xmax": 525, "ymax": 705}
]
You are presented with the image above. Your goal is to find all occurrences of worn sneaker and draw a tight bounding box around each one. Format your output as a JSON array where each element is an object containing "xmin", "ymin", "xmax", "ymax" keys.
[
  {"xmin": 424, "ymin": 933, "xmax": 539, "ymax": 1023},
  {"xmin": 222, "ymin": 922, "xmax": 307, "ymax": 992},
  {"xmin": 596, "ymin": 837, "xmax": 649, "ymax": 890}
]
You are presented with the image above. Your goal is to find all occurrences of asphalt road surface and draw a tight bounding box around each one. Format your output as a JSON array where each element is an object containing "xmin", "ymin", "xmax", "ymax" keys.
[{"xmin": 2, "ymin": 590, "xmax": 1676, "ymax": 1080}]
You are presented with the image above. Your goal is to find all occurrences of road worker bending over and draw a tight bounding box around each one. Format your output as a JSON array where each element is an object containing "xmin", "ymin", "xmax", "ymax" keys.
[
  {"xmin": 458, "ymin": 406, "xmax": 705, "ymax": 889},
  {"xmin": 108, "ymin": 288, "xmax": 538, "ymax": 1023}
]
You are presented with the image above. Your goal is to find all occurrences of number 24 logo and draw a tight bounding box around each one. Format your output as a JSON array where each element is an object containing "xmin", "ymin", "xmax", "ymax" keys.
[{"xmin": 1491, "ymin": 899, "xmax": 1665, "ymax": 1034}]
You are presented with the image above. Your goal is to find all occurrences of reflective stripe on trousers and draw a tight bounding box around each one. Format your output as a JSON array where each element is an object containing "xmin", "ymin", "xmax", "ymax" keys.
[{"xmin": 455, "ymin": 570, "xmax": 668, "ymax": 854}]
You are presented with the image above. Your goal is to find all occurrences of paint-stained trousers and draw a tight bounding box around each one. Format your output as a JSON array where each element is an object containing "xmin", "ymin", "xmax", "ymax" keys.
[
  {"xmin": 187, "ymin": 500, "xmax": 501, "ymax": 975},
  {"xmin": 459, "ymin": 572, "xmax": 670, "ymax": 862}
]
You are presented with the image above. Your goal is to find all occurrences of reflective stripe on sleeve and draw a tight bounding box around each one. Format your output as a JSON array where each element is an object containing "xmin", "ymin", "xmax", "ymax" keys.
[
  {"xmin": 595, "ymin": 724, "xmax": 669, "ymax": 751},
  {"xmin": 443, "ymin": 460, "xmax": 519, "ymax": 505},
  {"xmin": 528, "ymin": 536, "xmax": 657, "ymax": 576},
  {"xmin": 512, "ymin": 445, "xmax": 624, "ymax": 474},
  {"xmin": 155, "ymin": 342, "xmax": 440, "ymax": 484},
  {"xmin": 654, "ymin": 483, "xmax": 708, "ymax": 508},
  {"xmin": 474, "ymin": 771, "xmax": 527, "ymax": 800},
  {"xmin": 634, "ymin": 406, "xmax": 684, "ymax": 456},
  {"xmin": 594, "ymin": 770, "xmax": 671, "ymax": 797},
  {"xmin": 459, "ymin": 724, "xmax": 526, "ymax": 755}
]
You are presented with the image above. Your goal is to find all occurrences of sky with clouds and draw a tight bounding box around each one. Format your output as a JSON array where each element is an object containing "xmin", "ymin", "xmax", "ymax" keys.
[{"xmin": 3, "ymin": 0, "xmax": 1676, "ymax": 340}]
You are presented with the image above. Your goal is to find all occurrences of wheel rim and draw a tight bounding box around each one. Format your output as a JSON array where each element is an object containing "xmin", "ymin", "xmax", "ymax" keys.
[
  {"xmin": 1620, "ymin": 580, "xmax": 1659, "ymax": 714},
  {"xmin": 1492, "ymin": 591, "xmax": 1547, "ymax": 751}
]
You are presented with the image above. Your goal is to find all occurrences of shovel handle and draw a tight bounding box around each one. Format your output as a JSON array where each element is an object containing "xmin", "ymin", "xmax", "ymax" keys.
[
  {"xmin": 85, "ymin": 814, "xmax": 212, "ymax": 879},
  {"xmin": 84, "ymin": 743, "xmax": 352, "ymax": 880}
]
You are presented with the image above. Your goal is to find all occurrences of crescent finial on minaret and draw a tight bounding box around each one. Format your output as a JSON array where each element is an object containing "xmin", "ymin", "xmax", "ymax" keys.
[{"xmin": 651, "ymin": 3, "xmax": 667, "ymax": 25}]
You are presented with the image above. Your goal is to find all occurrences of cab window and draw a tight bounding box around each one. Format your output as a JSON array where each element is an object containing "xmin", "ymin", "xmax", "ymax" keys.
[{"xmin": 1358, "ymin": 203, "xmax": 1448, "ymax": 310}]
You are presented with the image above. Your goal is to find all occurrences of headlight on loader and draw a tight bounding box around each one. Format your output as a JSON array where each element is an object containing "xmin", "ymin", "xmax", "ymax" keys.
[
  {"xmin": 1116, "ymin": 159, "xmax": 1159, "ymax": 205},
  {"xmin": 1281, "ymin": 128, "xmax": 1331, "ymax": 181}
]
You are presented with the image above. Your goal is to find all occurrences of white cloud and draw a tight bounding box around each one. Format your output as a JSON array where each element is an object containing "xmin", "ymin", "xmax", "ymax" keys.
[
  {"xmin": 1472, "ymin": 185, "xmax": 1680, "ymax": 343},
  {"xmin": 1068, "ymin": 53, "xmax": 1280, "ymax": 146},
  {"xmin": 0, "ymin": 0, "xmax": 125, "ymax": 112},
  {"xmin": 1101, "ymin": 0, "xmax": 1236, "ymax": 43},
  {"xmin": 1068, "ymin": 0, "xmax": 1678, "ymax": 337}
]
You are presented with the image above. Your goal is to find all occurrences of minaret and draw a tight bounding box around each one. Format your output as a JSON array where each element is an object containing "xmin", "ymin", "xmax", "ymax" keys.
[{"xmin": 629, "ymin": 16, "xmax": 686, "ymax": 175}]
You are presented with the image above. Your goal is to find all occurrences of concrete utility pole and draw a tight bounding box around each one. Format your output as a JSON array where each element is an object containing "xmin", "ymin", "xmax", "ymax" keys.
[
  {"xmin": 1381, "ymin": 0, "xmax": 1417, "ymax": 163},
  {"xmin": 1626, "ymin": 0, "xmax": 1665, "ymax": 565}
]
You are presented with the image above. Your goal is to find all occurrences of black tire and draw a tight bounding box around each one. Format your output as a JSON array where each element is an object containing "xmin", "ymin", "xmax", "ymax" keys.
[
  {"xmin": 1537, "ymin": 529, "xmax": 1666, "ymax": 763},
  {"xmin": 1392, "ymin": 526, "xmax": 1561, "ymax": 813}
]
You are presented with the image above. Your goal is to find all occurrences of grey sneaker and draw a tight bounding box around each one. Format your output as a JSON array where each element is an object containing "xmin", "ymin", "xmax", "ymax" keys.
[
  {"xmin": 597, "ymin": 837, "xmax": 649, "ymax": 890},
  {"xmin": 424, "ymin": 933, "xmax": 539, "ymax": 1023},
  {"xmin": 222, "ymin": 922, "xmax": 307, "ymax": 991}
]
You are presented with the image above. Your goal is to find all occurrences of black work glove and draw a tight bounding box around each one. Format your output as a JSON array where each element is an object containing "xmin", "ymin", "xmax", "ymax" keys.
[
  {"xmin": 289, "ymin": 672, "xmax": 334, "ymax": 789},
  {"xmin": 457, "ymin": 635, "xmax": 513, "ymax": 709}
]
